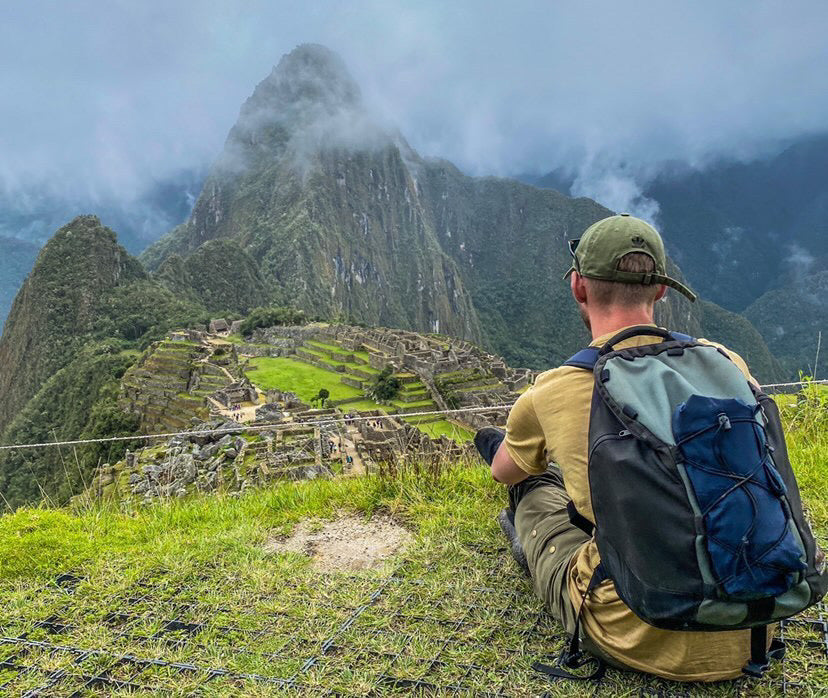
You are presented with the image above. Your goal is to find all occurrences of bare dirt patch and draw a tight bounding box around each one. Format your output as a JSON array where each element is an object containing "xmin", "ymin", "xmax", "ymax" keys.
[{"xmin": 264, "ymin": 515, "xmax": 412, "ymax": 572}]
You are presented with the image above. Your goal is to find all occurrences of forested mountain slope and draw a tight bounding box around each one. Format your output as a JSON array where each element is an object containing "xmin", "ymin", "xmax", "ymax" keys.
[{"xmin": 745, "ymin": 271, "xmax": 828, "ymax": 378}]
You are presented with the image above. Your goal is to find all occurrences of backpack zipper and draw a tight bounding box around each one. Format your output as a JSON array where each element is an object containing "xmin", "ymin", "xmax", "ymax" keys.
[{"xmin": 588, "ymin": 430, "xmax": 632, "ymax": 461}]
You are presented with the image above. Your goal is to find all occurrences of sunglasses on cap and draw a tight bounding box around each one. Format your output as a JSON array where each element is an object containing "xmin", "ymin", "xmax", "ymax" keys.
[{"xmin": 567, "ymin": 238, "xmax": 581, "ymax": 273}]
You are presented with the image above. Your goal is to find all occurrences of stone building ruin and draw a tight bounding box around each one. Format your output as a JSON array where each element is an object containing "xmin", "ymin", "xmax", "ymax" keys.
[{"xmin": 96, "ymin": 319, "xmax": 534, "ymax": 506}]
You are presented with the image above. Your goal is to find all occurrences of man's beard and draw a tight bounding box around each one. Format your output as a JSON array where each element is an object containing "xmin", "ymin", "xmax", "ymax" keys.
[{"xmin": 578, "ymin": 303, "xmax": 591, "ymax": 331}]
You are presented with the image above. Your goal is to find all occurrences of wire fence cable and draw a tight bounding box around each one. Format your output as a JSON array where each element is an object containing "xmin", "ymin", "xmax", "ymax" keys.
[
  {"xmin": 0, "ymin": 378, "xmax": 826, "ymax": 453},
  {"xmin": 0, "ymin": 404, "xmax": 513, "ymax": 452}
]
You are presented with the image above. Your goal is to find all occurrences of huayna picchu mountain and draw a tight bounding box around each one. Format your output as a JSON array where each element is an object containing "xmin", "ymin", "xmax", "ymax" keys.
[
  {"xmin": 141, "ymin": 43, "xmax": 773, "ymax": 372},
  {"xmin": 143, "ymin": 45, "xmax": 482, "ymax": 344}
]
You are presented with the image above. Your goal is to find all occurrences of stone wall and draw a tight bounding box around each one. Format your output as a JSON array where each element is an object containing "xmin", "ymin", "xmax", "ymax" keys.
[{"xmin": 82, "ymin": 415, "xmax": 339, "ymax": 506}]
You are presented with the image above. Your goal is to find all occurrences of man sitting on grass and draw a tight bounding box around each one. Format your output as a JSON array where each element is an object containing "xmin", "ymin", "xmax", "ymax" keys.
[{"xmin": 475, "ymin": 213, "xmax": 768, "ymax": 681}]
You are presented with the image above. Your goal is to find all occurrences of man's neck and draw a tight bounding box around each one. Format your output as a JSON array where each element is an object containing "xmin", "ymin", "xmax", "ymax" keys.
[{"xmin": 589, "ymin": 307, "xmax": 655, "ymax": 341}]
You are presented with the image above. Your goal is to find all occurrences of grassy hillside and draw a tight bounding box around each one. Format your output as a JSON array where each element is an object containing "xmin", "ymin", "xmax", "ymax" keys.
[{"xmin": 0, "ymin": 392, "xmax": 824, "ymax": 696}]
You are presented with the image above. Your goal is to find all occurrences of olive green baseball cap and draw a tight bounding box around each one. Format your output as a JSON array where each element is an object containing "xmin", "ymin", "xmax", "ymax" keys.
[{"xmin": 564, "ymin": 213, "xmax": 697, "ymax": 302}]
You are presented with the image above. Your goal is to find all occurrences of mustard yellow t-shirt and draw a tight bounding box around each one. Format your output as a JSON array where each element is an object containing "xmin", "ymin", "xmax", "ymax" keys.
[{"xmin": 505, "ymin": 325, "xmax": 765, "ymax": 682}]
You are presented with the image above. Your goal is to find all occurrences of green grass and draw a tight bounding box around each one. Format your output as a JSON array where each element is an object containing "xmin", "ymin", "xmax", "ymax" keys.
[
  {"xmin": 400, "ymin": 381, "xmax": 427, "ymax": 393},
  {"xmin": 0, "ymin": 398, "xmax": 825, "ymax": 696},
  {"xmin": 779, "ymin": 383, "xmax": 828, "ymax": 541},
  {"xmin": 350, "ymin": 363, "xmax": 381, "ymax": 375},
  {"xmin": 403, "ymin": 418, "xmax": 475, "ymax": 442},
  {"xmin": 305, "ymin": 339, "xmax": 353, "ymax": 358},
  {"xmin": 300, "ymin": 347, "xmax": 350, "ymax": 369},
  {"xmin": 220, "ymin": 334, "xmax": 272, "ymax": 349},
  {"xmin": 338, "ymin": 399, "xmax": 390, "ymax": 413},
  {"xmin": 301, "ymin": 343, "xmax": 382, "ymax": 374},
  {"xmin": 245, "ymin": 357, "xmax": 362, "ymax": 403},
  {"xmin": 389, "ymin": 397, "xmax": 437, "ymax": 410}
]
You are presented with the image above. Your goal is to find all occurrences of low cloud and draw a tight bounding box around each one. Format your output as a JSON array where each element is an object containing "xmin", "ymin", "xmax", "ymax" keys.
[
  {"xmin": 0, "ymin": 2, "xmax": 826, "ymax": 229},
  {"xmin": 570, "ymin": 169, "xmax": 661, "ymax": 225},
  {"xmin": 785, "ymin": 243, "xmax": 817, "ymax": 283}
]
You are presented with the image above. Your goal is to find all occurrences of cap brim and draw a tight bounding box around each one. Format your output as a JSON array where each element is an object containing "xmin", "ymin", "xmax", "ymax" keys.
[
  {"xmin": 664, "ymin": 278, "xmax": 697, "ymax": 303},
  {"xmin": 614, "ymin": 270, "xmax": 697, "ymax": 302},
  {"xmin": 563, "ymin": 265, "xmax": 575, "ymax": 280},
  {"xmin": 580, "ymin": 268, "xmax": 698, "ymax": 303}
]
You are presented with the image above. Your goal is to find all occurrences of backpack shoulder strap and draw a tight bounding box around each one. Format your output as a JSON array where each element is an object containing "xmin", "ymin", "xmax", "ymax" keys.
[
  {"xmin": 564, "ymin": 329, "xmax": 696, "ymax": 372},
  {"xmin": 563, "ymin": 347, "xmax": 600, "ymax": 371}
]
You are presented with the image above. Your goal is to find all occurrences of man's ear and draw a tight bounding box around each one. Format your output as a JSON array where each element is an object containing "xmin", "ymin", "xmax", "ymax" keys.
[
  {"xmin": 571, "ymin": 272, "xmax": 588, "ymax": 304},
  {"xmin": 654, "ymin": 284, "xmax": 668, "ymax": 302}
]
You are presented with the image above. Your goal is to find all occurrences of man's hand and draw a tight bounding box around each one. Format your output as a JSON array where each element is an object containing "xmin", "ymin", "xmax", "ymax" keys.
[
  {"xmin": 473, "ymin": 426, "xmax": 530, "ymax": 485},
  {"xmin": 491, "ymin": 440, "xmax": 530, "ymax": 485}
]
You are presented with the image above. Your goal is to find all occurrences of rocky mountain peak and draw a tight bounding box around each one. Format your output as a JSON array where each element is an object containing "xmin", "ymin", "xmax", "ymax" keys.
[
  {"xmin": 227, "ymin": 44, "xmax": 365, "ymax": 149},
  {"xmin": 209, "ymin": 44, "xmax": 418, "ymax": 182},
  {"xmin": 257, "ymin": 43, "xmax": 362, "ymax": 114}
]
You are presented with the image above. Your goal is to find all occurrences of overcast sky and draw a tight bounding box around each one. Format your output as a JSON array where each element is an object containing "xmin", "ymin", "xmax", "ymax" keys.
[{"xmin": 1, "ymin": 1, "xmax": 827, "ymax": 214}]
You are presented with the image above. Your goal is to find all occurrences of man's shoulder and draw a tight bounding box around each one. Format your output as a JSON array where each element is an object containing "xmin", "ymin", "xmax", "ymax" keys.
[
  {"xmin": 531, "ymin": 363, "xmax": 593, "ymax": 396},
  {"xmin": 696, "ymin": 337, "xmax": 755, "ymax": 383}
]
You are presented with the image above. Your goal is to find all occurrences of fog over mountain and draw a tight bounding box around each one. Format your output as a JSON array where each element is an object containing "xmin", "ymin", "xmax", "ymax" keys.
[{"xmin": 1, "ymin": 1, "xmax": 826, "ymax": 226}]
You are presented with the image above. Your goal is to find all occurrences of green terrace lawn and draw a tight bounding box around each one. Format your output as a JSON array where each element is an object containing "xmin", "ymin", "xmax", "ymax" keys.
[
  {"xmin": 340, "ymin": 399, "xmax": 390, "ymax": 413},
  {"xmin": 245, "ymin": 357, "xmax": 363, "ymax": 403},
  {"xmin": 0, "ymin": 392, "xmax": 825, "ymax": 696},
  {"xmin": 403, "ymin": 418, "xmax": 475, "ymax": 443},
  {"xmin": 245, "ymin": 357, "xmax": 434, "ymax": 416},
  {"xmin": 304, "ymin": 339, "xmax": 358, "ymax": 359}
]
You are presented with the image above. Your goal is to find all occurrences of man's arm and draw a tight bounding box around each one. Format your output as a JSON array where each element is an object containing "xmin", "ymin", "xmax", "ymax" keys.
[
  {"xmin": 489, "ymin": 388, "xmax": 548, "ymax": 483},
  {"xmin": 491, "ymin": 441, "xmax": 530, "ymax": 484}
]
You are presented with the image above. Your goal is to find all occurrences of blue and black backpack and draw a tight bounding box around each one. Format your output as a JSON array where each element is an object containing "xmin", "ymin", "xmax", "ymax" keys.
[{"xmin": 559, "ymin": 325, "xmax": 828, "ymax": 678}]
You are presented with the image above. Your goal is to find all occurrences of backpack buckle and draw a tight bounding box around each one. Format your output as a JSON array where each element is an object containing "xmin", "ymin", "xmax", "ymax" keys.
[
  {"xmin": 562, "ymin": 649, "xmax": 588, "ymax": 669},
  {"xmin": 742, "ymin": 630, "xmax": 785, "ymax": 678},
  {"xmin": 742, "ymin": 660, "xmax": 770, "ymax": 678}
]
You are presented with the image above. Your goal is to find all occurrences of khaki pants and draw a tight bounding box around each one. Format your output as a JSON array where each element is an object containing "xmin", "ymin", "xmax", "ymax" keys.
[
  {"xmin": 474, "ymin": 430, "xmax": 627, "ymax": 668},
  {"xmin": 514, "ymin": 470, "xmax": 628, "ymax": 669}
]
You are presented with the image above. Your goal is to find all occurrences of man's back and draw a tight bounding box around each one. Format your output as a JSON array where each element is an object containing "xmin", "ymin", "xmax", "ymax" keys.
[{"xmin": 505, "ymin": 326, "xmax": 763, "ymax": 681}]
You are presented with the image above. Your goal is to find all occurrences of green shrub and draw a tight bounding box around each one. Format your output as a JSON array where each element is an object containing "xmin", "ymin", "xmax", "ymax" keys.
[
  {"xmin": 367, "ymin": 367, "xmax": 401, "ymax": 402},
  {"xmin": 238, "ymin": 307, "xmax": 306, "ymax": 336}
]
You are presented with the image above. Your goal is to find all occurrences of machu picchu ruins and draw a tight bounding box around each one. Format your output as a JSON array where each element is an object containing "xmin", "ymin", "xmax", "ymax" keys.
[{"xmin": 84, "ymin": 320, "xmax": 534, "ymax": 505}]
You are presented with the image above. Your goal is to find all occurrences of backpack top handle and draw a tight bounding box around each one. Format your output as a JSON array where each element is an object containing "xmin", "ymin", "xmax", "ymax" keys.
[{"xmin": 598, "ymin": 326, "xmax": 682, "ymax": 356}]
